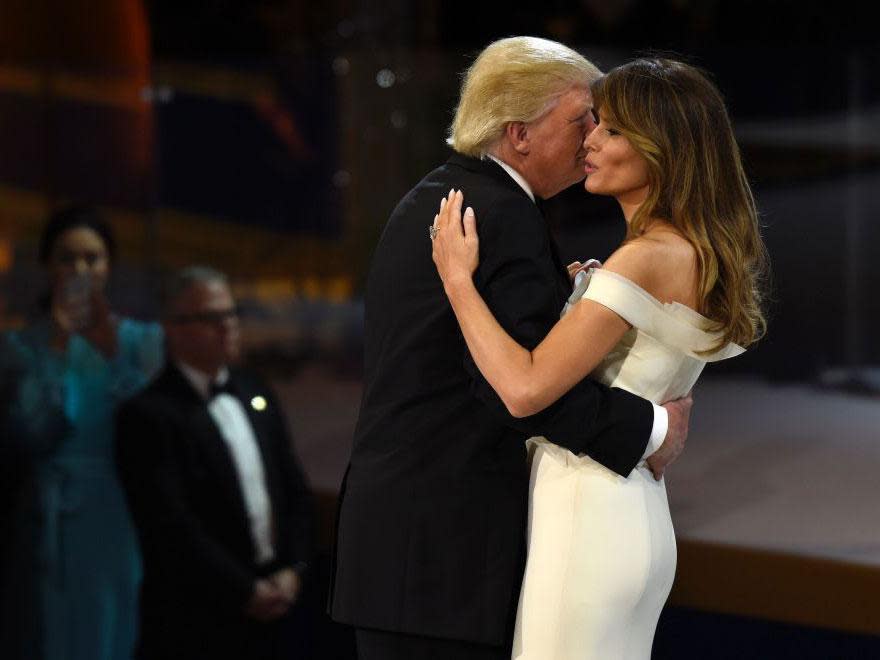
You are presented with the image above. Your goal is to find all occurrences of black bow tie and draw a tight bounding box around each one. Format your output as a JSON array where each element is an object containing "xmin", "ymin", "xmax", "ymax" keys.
[{"xmin": 210, "ymin": 379, "xmax": 237, "ymax": 399}]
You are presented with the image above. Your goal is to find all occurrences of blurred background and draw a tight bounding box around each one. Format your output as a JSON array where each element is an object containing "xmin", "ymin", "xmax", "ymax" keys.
[{"xmin": 1, "ymin": 1, "xmax": 879, "ymax": 658}]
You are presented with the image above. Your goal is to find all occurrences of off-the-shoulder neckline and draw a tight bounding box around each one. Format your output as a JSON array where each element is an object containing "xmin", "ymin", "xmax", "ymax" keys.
[
  {"xmin": 581, "ymin": 268, "xmax": 746, "ymax": 360},
  {"xmin": 589, "ymin": 268, "xmax": 714, "ymax": 325}
]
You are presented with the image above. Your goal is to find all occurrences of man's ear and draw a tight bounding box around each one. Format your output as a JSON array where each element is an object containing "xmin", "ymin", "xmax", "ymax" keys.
[{"xmin": 505, "ymin": 121, "xmax": 530, "ymax": 155}]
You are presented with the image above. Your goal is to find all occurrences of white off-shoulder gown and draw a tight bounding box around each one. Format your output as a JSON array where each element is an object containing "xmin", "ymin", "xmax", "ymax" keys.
[{"xmin": 512, "ymin": 269, "xmax": 743, "ymax": 660}]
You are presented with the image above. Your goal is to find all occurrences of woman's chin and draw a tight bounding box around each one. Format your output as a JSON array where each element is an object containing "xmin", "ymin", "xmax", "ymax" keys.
[{"xmin": 584, "ymin": 178, "xmax": 603, "ymax": 195}]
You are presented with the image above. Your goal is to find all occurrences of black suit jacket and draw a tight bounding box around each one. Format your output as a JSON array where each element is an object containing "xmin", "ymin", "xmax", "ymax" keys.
[
  {"xmin": 330, "ymin": 154, "xmax": 654, "ymax": 645},
  {"xmin": 115, "ymin": 364, "xmax": 313, "ymax": 660}
]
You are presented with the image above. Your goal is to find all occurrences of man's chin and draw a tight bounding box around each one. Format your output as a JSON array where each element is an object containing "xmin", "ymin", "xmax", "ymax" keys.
[
  {"xmin": 562, "ymin": 173, "xmax": 587, "ymax": 193},
  {"xmin": 550, "ymin": 175, "xmax": 588, "ymax": 198}
]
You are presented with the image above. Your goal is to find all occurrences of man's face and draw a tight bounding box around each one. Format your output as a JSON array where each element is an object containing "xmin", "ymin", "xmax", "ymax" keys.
[
  {"xmin": 165, "ymin": 280, "xmax": 240, "ymax": 374},
  {"xmin": 522, "ymin": 85, "xmax": 597, "ymax": 199}
]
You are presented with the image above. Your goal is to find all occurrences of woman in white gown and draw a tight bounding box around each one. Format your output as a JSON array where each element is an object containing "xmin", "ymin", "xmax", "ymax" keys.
[{"xmin": 430, "ymin": 58, "xmax": 769, "ymax": 660}]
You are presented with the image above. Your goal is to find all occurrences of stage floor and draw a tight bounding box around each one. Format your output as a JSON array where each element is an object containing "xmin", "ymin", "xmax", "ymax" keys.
[
  {"xmin": 271, "ymin": 369, "xmax": 880, "ymax": 634},
  {"xmin": 669, "ymin": 378, "xmax": 880, "ymax": 567}
]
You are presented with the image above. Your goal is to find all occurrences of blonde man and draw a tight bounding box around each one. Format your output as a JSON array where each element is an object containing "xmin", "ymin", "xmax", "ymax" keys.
[{"xmin": 330, "ymin": 37, "xmax": 692, "ymax": 660}]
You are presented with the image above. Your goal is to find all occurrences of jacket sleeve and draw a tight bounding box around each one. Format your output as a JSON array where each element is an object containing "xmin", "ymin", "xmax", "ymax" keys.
[
  {"xmin": 463, "ymin": 195, "xmax": 653, "ymax": 477},
  {"xmin": 114, "ymin": 399, "xmax": 255, "ymax": 610}
]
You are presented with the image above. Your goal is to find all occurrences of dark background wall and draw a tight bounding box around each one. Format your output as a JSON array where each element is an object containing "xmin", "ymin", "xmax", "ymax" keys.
[{"xmin": 3, "ymin": 0, "xmax": 877, "ymax": 381}]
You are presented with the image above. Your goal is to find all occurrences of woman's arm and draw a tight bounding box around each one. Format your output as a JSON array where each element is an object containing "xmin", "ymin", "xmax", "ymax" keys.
[
  {"xmin": 0, "ymin": 331, "xmax": 72, "ymax": 455},
  {"xmin": 432, "ymin": 190, "xmax": 632, "ymax": 418}
]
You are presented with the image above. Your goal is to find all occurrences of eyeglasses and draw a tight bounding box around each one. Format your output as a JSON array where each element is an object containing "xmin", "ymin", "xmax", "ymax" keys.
[{"xmin": 169, "ymin": 308, "xmax": 240, "ymax": 325}]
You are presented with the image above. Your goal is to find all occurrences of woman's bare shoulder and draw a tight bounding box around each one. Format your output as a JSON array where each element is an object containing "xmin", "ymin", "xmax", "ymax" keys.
[{"xmin": 603, "ymin": 226, "xmax": 698, "ymax": 307}]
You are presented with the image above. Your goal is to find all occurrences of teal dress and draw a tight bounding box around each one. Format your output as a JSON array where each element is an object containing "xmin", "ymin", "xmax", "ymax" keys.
[{"xmin": 0, "ymin": 318, "xmax": 163, "ymax": 660}]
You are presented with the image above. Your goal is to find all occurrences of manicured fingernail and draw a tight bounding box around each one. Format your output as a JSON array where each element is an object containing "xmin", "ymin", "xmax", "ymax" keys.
[{"xmin": 465, "ymin": 207, "xmax": 474, "ymax": 216}]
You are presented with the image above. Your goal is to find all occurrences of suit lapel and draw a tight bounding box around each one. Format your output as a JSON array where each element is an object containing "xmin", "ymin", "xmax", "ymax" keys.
[
  {"xmin": 448, "ymin": 153, "xmax": 572, "ymax": 309},
  {"xmin": 159, "ymin": 365, "xmax": 253, "ymax": 536},
  {"xmin": 543, "ymin": 225, "xmax": 574, "ymax": 308},
  {"xmin": 192, "ymin": 409, "xmax": 252, "ymax": 518},
  {"xmin": 236, "ymin": 381, "xmax": 283, "ymax": 519},
  {"xmin": 533, "ymin": 196, "xmax": 573, "ymax": 309}
]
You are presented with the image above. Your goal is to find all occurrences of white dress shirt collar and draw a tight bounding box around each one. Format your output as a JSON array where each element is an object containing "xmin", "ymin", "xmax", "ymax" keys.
[
  {"xmin": 176, "ymin": 361, "xmax": 231, "ymax": 400},
  {"xmin": 484, "ymin": 154, "xmax": 536, "ymax": 203}
]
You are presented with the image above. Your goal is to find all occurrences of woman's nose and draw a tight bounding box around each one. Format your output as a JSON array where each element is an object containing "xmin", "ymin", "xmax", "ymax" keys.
[
  {"xmin": 584, "ymin": 132, "xmax": 597, "ymax": 151},
  {"xmin": 586, "ymin": 124, "xmax": 607, "ymax": 150}
]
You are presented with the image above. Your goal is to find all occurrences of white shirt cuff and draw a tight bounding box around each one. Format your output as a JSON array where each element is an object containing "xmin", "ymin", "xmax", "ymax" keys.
[{"xmin": 643, "ymin": 403, "xmax": 668, "ymax": 460}]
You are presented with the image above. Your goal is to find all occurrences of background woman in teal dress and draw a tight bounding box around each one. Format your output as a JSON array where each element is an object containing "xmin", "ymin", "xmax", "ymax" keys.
[{"xmin": 0, "ymin": 206, "xmax": 163, "ymax": 660}]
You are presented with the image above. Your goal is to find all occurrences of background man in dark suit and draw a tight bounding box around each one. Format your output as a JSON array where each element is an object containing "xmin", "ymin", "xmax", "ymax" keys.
[
  {"xmin": 115, "ymin": 266, "xmax": 313, "ymax": 660},
  {"xmin": 330, "ymin": 37, "xmax": 693, "ymax": 659}
]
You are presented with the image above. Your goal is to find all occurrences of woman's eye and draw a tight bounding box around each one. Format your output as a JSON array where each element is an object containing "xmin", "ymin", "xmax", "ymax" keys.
[{"xmin": 57, "ymin": 251, "xmax": 103, "ymax": 266}]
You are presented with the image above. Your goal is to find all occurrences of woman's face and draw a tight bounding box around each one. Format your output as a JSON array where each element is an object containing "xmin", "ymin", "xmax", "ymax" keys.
[
  {"xmin": 46, "ymin": 227, "xmax": 111, "ymax": 299},
  {"xmin": 583, "ymin": 112, "xmax": 650, "ymax": 207}
]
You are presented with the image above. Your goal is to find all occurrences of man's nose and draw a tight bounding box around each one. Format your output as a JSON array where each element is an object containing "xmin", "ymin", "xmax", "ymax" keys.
[
  {"xmin": 74, "ymin": 259, "xmax": 89, "ymax": 273},
  {"xmin": 586, "ymin": 115, "xmax": 598, "ymax": 134}
]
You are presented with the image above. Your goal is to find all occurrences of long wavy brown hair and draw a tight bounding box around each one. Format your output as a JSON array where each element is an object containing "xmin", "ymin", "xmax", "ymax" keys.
[{"xmin": 592, "ymin": 57, "xmax": 769, "ymax": 349}]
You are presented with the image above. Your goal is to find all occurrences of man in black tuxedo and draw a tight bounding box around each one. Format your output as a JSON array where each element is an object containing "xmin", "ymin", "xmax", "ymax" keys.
[
  {"xmin": 115, "ymin": 266, "xmax": 313, "ymax": 660},
  {"xmin": 330, "ymin": 37, "xmax": 693, "ymax": 659}
]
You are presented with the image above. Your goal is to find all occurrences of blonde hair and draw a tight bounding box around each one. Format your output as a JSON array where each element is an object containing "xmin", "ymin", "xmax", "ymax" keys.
[
  {"xmin": 448, "ymin": 37, "xmax": 602, "ymax": 157},
  {"xmin": 593, "ymin": 58, "xmax": 769, "ymax": 349}
]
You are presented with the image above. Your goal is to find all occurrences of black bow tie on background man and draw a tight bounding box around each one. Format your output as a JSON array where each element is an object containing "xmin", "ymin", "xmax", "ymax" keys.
[{"xmin": 210, "ymin": 379, "xmax": 237, "ymax": 399}]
